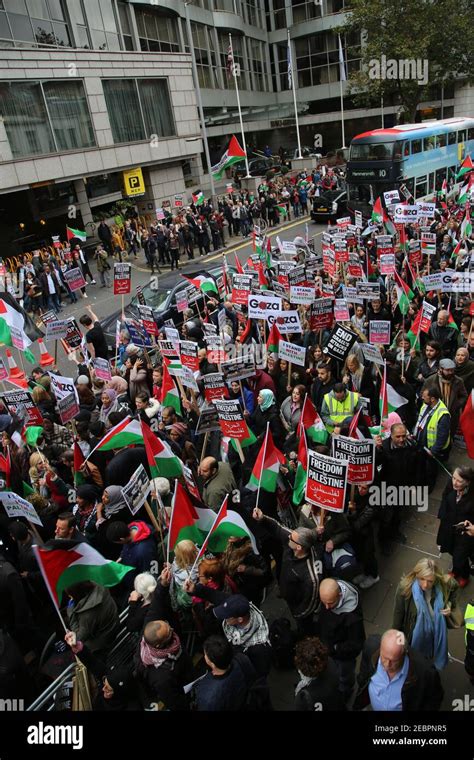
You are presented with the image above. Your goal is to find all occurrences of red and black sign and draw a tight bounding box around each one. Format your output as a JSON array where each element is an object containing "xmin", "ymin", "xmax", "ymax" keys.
[
  {"xmin": 332, "ymin": 436, "xmax": 375, "ymax": 485},
  {"xmin": 305, "ymin": 451, "xmax": 348, "ymax": 513}
]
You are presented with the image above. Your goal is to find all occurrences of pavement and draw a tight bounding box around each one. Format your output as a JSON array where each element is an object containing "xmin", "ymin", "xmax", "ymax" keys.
[{"xmin": 16, "ymin": 215, "xmax": 474, "ymax": 711}]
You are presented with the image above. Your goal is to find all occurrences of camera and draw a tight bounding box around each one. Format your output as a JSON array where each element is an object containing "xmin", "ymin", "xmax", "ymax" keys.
[{"xmin": 453, "ymin": 522, "xmax": 467, "ymax": 534}]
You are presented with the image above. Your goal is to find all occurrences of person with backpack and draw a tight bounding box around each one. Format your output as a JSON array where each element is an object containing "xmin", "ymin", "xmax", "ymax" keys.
[
  {"xmin": 252, "ymin": 507, "xmax": 321, "ymax": 637},
  {"xmin": 94, "ymin": 245, "xmax": 112, "ymax": 288}
]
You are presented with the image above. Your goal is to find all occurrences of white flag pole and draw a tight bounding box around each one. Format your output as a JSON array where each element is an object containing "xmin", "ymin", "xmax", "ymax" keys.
[
  {"xmin": 288, "ymin": 29, "xmax": 302, "ymax": 160},
  {"xmin": 338, "ymin": 34, "xmax": 347, "ymax": 149},
  {"xmin": 229, "ymin": 33, "xmax": 251, "ymax": 178}
]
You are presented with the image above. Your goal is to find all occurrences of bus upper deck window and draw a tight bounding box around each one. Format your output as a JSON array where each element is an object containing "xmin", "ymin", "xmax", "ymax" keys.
[
  {"xmin": 424, "ymin": 137, "xmax": 435, "ymax": 151},
  {"xmin": 403, "ymin": 142, "xmax": 410, "ymax": 157},
  {"xmin": 412, "ymin": 140, "xmax": 422, "ymax": 154},
  {"xmin": 458, "ymin": 130, "xmax": 466, "ymax": 142},
  {"xmin": 448, "ymin": 132, "xmax": 456, "ymax": 145},
  {"xmin": 468, "ymin": 128, "xmax": 474, "ymax": 141},
  {"xmin": 393, "ymin": 141, "xmax": 403, "ymax": 159},
  {"xmin": 436, "ymin": 133, "xmax": 446, "ymax": 148}
]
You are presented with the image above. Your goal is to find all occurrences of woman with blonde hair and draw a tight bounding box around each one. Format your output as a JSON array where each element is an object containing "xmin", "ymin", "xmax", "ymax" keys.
[
  {"xmin": 392, "ymin": 557, "xmax": 459, "ymax": 670},
  {"xmin": 31, "ymin": 385, "xmax": 55, "ymax": 416}
]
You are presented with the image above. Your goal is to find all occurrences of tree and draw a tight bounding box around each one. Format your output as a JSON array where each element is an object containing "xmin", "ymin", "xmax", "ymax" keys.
[{"xmin": 339, "ymin": 0, "xmax": 474, "ymax": 122}]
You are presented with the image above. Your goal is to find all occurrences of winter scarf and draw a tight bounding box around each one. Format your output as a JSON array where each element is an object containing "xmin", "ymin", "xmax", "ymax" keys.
[
  {"xmin": 139, "ymin": 632, "xmax": 181, "ymax": 668},
  {"xmin": 223, "ymin": 603, "xmax": 270, "ymax": 651},
  {"xmin": 411, "ymin": 580, "xmax": 448, "ymax": 671}
]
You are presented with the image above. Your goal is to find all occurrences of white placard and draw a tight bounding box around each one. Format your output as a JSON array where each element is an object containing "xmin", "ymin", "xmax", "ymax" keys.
[{"xmin": 278, "ymin": 340, "xmax": 306, "ymax": 367}]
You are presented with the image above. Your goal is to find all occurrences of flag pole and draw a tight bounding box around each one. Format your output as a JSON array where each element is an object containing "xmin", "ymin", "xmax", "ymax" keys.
[
  {"xmin": 229, "ymin": 33, "xmax": 251, "ymax": 178},
  {"xmin": 184, "ymin": 2, "xmax": 216, "ymax": 206},
  {"xmin": 287, "ymin": 29, "xmax": 302, "ymax": 160},
  {"xmin": 255, "ymin": 421, "xmax": 270, "ymax": 512},
  {"xmin": 338, "ymin": 34, "xmax": 347, "ymax": 149}
]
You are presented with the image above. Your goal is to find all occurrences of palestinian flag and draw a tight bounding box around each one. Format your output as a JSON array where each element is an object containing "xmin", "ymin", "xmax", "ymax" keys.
[
  {"xmin": 33, "ymin": 541, "xmax": 134, "ymax": 607},
  {"xmin": 460, "ymin": 205, "xmax": 472, "ymax": 240},
  {"xmin": 160, "ymin": 361, "xmax": 181, "ymax": 415},
  {"xmin": 141, "ymin": 419, "xmax": 183, "ymax": 479},
  {"xmin": 460, "ymin": 390, "xmax": 474, "ymax": 458},
  {"xmin": 168, "ymin": 483, "xmax": 257, "ymax": 554},
  {"xmin": 379, "ymin": 361, "xmax": 388, "ymax": 423},
  {"xmin": 438, "ymin": 178, "xmax": 447, "ymax": 199},
  {"xmin": 387, "ymin": 384, "xmax": 409, "ymax": 413},
  {"xmin": 257, "ymin": 261, "xmax": 269, "ymax": 290},
  {"xmin": 192, "ymin": 191, "xmax": 204, "ymax": 206},
  {"xmin": 234, "ymin": 254, "xmax": 244, "ymax": 274},
  {"xmin": 22, "ymin": 426, "xmax": 43, "ymax": 446},
  {"xmin": 90, "ymin": 416, "xmax": 142, "ymax": 454},
  {"xmin": 230, "ymin": 425, "xmax": 257, "ymax": 451},
  {"xmin": 0, "ymin": 293, "xmax": 43, "ymax": 361},
  {"xmin": 292, "ymin": 431, "xmax": 307, "ymax": 507},
  {"xmin": 182, "ymin": 272, "xmax": 219, "ymax": 296},
  {"xmin": 456, "ymin": 155, "xmax": 473, "ymax": 179},
  {"xmin": 211, "ymin": 136, "xmax": 246, "ymax": 180},
  {"xmin": 298, "ymin": 396, "xmax": 328, "ymax": 444},
  {"xmin": 448, "ymin": 310, "xmax": 459, "ymax": 332},
  {"xmin": 451, "ymin": 239, "xmax": 463, "ymax": 261},
  {"xmin": 66, "ymin": 226, "xmax": 87, "ymax": 242},
  {"xmin": 266, "ymin": 322, "xmax": 282, "ymax": 354},
  {"xmin": 393, "ymin": 269, "xmax": 414, "ymax": 316},
  {"xmin": 73, "ymin": 441, "xmax": 86, "ymax": 487},
  {"xmin": 406, "ymin": 257, "xmax": 425, "ymax": 295},
  {"xmin": 23, "ymin": 480, "xmax": 35, "ymax": 497},
  {"xmin": 246, "ymin": 427, "xmax": 285, "ymax": 492},
  {"xmin": 194, "ymin": 496, "xmax": 229, "ymax": 562},
  {"xmin": 0, "ymin": 449, "xmax": 10, "ymax": 488},
  {"xmin": 457, "ymin": 175, "xmax": 473, "ymax": 205},
  {"xmin": 276, "ymin": 205, "xmax": 287, "ymax": 217},
  {"xmin": 371, "ymin": 197, "xmax": 383, "ymax": 224},
  {"xmin": 407, "ymin": 309, "xmax": 422, "ymax": 349}
]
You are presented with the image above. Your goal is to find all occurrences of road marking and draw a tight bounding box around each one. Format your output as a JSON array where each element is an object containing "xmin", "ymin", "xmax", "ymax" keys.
[{"xmin": 397, "ymin": 543, "xmax": 442, "ymax": 560}]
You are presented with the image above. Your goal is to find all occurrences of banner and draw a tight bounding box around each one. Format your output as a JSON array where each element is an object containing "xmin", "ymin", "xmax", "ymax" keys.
[
  {"xmin": 361, "ymin": 342, "xmax": 384, "ymax": 365},
  {"xmin": 205, "ymin": 336, "xmax": 227, "ymax": 365},
  {"xmin": 323, "ymin": 324, "xmax": 358, "ymax": 362},
  {"xmin": 248, "ymin": 294, "xmax": 282, "ymax": 320},
  {"xmin": 195, "ymin": 405, "xmax": 221, "ymax": 435},
  {"xmin": 180, "ymin": 341, "xmax": 199, "ymax": 373},
  {"xmin": 2, "ymin": 390, "xmax": 43, "ymax": 426},
  {"xmin": 305, "ymin": 451, "xmax": 348, "ymax": 513},
  {"xmin": 369, "ymin": 320, "xmax": 391, "ymax": 345},
  {"xmin": 231, "ymin": 274, "xmax": 253, "ymax": 305},
  {"xmin": 221, "ymin": 355, "xmax": 255, "ymax": 382},
  {"xmin": 45, "ymin": 319, "xmax": 71, "ymax": 342},
  {"xmin": 64, "ymin": 267, "xmax": 86, "ymax": 292},
  {"xmin": 113, "ymin": 263, "xmax": 132, "ymax": 295},
  {"xmin": 212, "ymin": 398, "xmax": 248, "ymax": 440},
  {"xmin": 309, "ymin": 298, "xmax": 334, "ymax": 331},
  {"xmin": 122, "ymin": 464, "xmax": 150, "ymax": 516},
  {"xmin": 0, "ymin": 491, "xmax": 42, "ymax": 526},
  {"xmin": 416, "ymin": 201, "xmax": 436, "ymax": 219},
  {"xmin": 203, "ymin": 372, "xmax": 228, "ymax": 403},
  {"xmin": 93, "ymin": 358, "xmax": 111, "ymax": 382},
  {"xmin": 334, "ymin": 299, "xmax": 350, "ymax": 322},
  {"xmin": 58, "ymin": 392, "xmax": 80, "ymax": 425},
  {"xmin": 332, "ymin": 435, "xmax": 375, "ymax": 485},
  {"xmin": 267, "ymin": 311, "xmax": 302, "ymax": 334},
  {"xmin": 278, "ymin": 340, "xmax": 306, "ymax": 367}
]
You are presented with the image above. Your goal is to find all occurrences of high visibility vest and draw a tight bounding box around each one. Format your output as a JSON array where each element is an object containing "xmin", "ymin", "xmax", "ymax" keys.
[
  {"xmin": 323, "ymin": 391, "xmax": 359, "ymax": 428},
  {"xmin": 418, "ymin": 401, "xmax": 451, "ymax": 450},
  {"xmin": 465, "ymin": 602, "xmax": 474, "ymax": 644}
]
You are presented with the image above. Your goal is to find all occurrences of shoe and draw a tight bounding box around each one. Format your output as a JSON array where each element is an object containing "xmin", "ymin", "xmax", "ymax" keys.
[
  {"xmin": 457, "ymin": 577, "xmax": 470, "ymax": 589},
  {"xmin": 352, "ymin": 574, "xmax": 365, "ymax": 585},
  {"xmin": 359, "ymin": 575, "xmax": 380, "ymax": 590},
  {"xmin": 82, "ymin": 293, "xmax": 88, "ymax": 299},
  {"xmin": 90, "ymin": 279, "xmax": 96, "ymax": 284}
]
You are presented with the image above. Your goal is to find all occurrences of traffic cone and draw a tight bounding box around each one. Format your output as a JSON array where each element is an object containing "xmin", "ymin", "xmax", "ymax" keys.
[
  {"xmin": 7, "ymin": 375, "xmax": 28, "ymax": 389},
  {"xmin": 38, "ymin": 338, "xmax": 54, "ymax": 367},
  {"xmin": 5, "ymin": 349, "xmax": 26, "ymax": 382}
]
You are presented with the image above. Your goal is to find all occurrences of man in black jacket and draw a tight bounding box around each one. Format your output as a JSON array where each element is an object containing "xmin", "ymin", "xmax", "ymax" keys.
[
  {"xmin": 353, "ymin": 630, "xmax": 444, "ymax": 711},
  {"xmin": 252, "ymin": 507, "xmax": 321, "ymax": 636},
  {"xmin": 428, "ymin": 309, "xmax": 458, "ymax": 358},
  {"xmin": 311, "ymin": 363, "xmax": 336, "ymax": 412},
  {"xmin": 316, "ymin": 578, "xmax": 366, "ymax": 704}
]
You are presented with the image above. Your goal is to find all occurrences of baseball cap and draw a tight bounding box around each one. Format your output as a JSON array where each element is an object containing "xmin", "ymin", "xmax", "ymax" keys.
[{"xmin": 213, "ymin": 594, "xmax": 250, "ymax": 621}]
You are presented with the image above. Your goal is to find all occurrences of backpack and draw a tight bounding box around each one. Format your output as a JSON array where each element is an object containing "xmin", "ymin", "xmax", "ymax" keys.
[
  {"xmin": 323, "ymin": 543, "xmax": 358, "ymax": 573},
  {"xmin": 268, "ymin": 617, "xmax": 297, "ymax": 669}
]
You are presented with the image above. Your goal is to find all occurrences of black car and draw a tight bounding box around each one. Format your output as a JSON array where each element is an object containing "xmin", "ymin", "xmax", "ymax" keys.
[
  {"xmin": 233, "ymin": 157, "xmax": 282, "ymax": 182},
  {"xmin": 101, "ymin": 266, "xmax": 232, "ymax": 354},
  {"xmin": 311, "ymin": 190, "xmax": 348, "ymax": 223}
]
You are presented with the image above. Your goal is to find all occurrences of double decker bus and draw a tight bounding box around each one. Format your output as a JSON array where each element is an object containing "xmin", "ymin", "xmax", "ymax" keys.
[{"xmin": 346, "ymin": 117, "xmax": 474, "ymax": 219}]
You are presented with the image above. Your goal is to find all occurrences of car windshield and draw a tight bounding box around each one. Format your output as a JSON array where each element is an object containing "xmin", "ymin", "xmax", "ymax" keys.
[{"xmin": 131, "ymin": 285, "xmax": 169, "ymax": 310}]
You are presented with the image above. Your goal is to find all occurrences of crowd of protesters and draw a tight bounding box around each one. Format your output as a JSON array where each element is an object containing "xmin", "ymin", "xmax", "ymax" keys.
[{"xmin": 1, "ymin": 162, "xmax": 474, "ymax": 713}]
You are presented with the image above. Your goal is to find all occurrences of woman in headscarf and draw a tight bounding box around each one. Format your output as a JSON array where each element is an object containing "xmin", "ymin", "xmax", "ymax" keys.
[
  {"xmin": 107, "ymin": 374, "xmax": 129, "ymax": 396},
  {"xmin": 247, "ymin": 388, "xmax": 285, "ymax": 449},
  {"xmin": 95, "ymin": 485, "xmax": 133, "ymax": 559},
  {"xmin": 99, "ymin": 389, "xmax": 119, "ymax": 429}
]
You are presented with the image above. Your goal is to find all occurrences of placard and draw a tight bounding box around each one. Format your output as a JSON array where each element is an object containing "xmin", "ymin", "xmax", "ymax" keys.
[
  {"xmin": 212, "ymin": 398, "xmax": 248, "ymax": 440},
  {"xmin": 360, "ymin": 343, "xmax": 384, "ymax": 365},
  {"xmin": 176, "ymin": 290, "xmax": 189, "ymax": 313},
  {"xmin": 393, "ymin": 204, "xmax": 419, "ymax": 224},
  {"xmin": 64, "ymin": 267, "xmax": 87, "ymax": 292},
  {"xmin": 383, "ymin": 189, "xmax": 400, "ymax": 205},
  {"xmin": 48, "ymin": 372, "xmax": 79, "ymax": 403},
  {"xmin": 334, "ymin": 299, "xmax": 350, "ymax": 322},
  {"xmin": 416, "ymin": 201, "xmax": 436, "ymax": 219},
  {"xmin": 180, "ymin": 341, "xmax": 200, "ymax": 373},
  {"xmin": 58, "ymin": 392, "xmax": 80, "ymax": 424},
  {"xmin": 221, "ymin": 355, "xmax": 256, "ymax": 382},
  {"xmin": 289, "ymin": 286, "xmax": 315, "ymax": 305},
  {"xmin": 267, "ymin": 311, "xmax": 302, "ymax": 334},
  {"xmin": 420, "ymin": 301, "xmax": 436, "ymax": 333},
  {"xmin": 305, "ymin": 451, "xmax": 348, "ymax": 513},
  {"xmin": 137, "ymin": 305, "xmax": 158, "ymax": 336},
  {"xmin": 421, "ymin": 232, "xmax": 436, "ymax": 255},
  {"xmin": 342, "ymin": 286, "xmax": 363, "ymax": 305},
  {"xmin": 93, "ymin": 358, "xmax": 111, "ymax": 382},
  {"xmin": 113, "ymin": 263, "xmax": 132, "ymax": 295},
  {"xmin": 45, "ymin": 319, "xmax": 71, "ymax": 342},
  {"xmin": 231, "ymin": 274, "xmax": 253, "ymax": 305},
  {"xmin": 0, "ymin": 358, "xmax": 7, "ymax": 381},
  {"xmin": 332, "ymin": 435, "xmax": 375, "ymax": 485},
  {"xmin": 356, "ymin": 282, "xmax": 381, "ymax": 300},
  {"xmin": 123, "ymin": 319, "xmax": 153, "ymax": 348},
  {"xmin": 309, "ymin": 298, "xmax": 334, "ymax": 331},
  {"xmin": 122, "ymin": 464, "xmax": 150, "ymax": 516},
  {"xmin": 157, "ymin": 339, "xmax": 179, "ymax": 358},
  {"xmin": 323, "ymin": 324, "xmax": 358, "ymax": 362},
  {"xmin": 248, "ymin": 294, "xmax": 282, "ymax": 320},
  {"xmin": 195, "ymin": 405, "xmax": 221, "ymax": 435},
  {"xmin": 0, "ymin": 491, "xmax": 43, "ymax": 526},
  {"xmin": 278, "ymin": 340, "xmax": 306, "ymax": 367},
  {"xmin": 180, "ymin": 366, "xmax": 199, "ymax": 392},
  {"xmin": 2, "ymin": 390, "xmax": 43, "ymax": 426},
  {"xmin": 203, "ymin": 372, "xmax": 228, "ymax": 403},
  {"xmin": 369, "ymin": 320, "xmax": 391, "ymax": 345},
  {"xmin": 379, "ymin": 254, "xmax": 396, "ymax": 275},
  {"xmin": 10, "ymin": 325, "xmax": 25, "ymax": 351},
  {"xmin": 205, "ymin": 335, "xmax": 227, "ymax": 365}
]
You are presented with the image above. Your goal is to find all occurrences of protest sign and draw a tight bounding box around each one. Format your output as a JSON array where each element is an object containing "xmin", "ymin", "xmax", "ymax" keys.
[
  {"xmin": 288, "ymin": 266, "xmax": 307, "ymax": 288},
  {"xmin": 422, "ymin": 272, "xmax": 444, "ymax": 290},
  {"xmin": 62, "ymin": 318, "xmax": 83, "ymax": 350},
  {"xmin": 180, "ymin": 366, "xmax": 199, "ymax": 392},
  {"xmin": 354, "ymin": 210, "xmax": 363, "ymax": 228},
  {"xmin": 332, "ymin": 435, "xmax": 375, "ymax": 485},
  {"xmin": 0, "ymin": 358, "xmax": 7, "ymax": 381},
  {"xmin": 123, "ymin": 319, "xmax": 152, "ymax": 348},
  {"xmin": 212, "ymin": 398, "xmax": 248, "ymax": 440},
  {"xmin": 379, "ymin": 254, "xmax": 396, "ymax": 275},
  {"xmin": 180, "ymin": 341, "xmax": 200, "ymax": 373},
  {"xmin": 93, "ymin": 358, "xmax": 111, "ymax": 382},
  {"xmin": 267, "ymin": 311, "xmax": 302, "ymax": 334},
  {"xmin": 248, "ymin": 294, "xmax": 282, "ymax": 320},
  {"xmin": 231, "ymin": 274, "xmax": 253, "ymax": 305},
  {"xmin": 421, "ymin": 232, "xmax": 436, "ymax": 255},
  {"xmin": 157, "ymin": 339, "xmax": 179, "ymax": 358},
  {"xmin": 137, "ymin": 305, "xmax": 158, "ymax": 336},
  {"xmin": 334, "ymin": 241, "xmax": 348, "ymax": 263},
  {"xmin": 342, "ymin": 286, "xmax": 363, "ymax": 305},
  {"xmin": 369, "ymin": 320, "xmax": 391, "ymax": 345},
  {"xmin": 334, "ymin": 299, "xmax": 350, "ymax": 322},
  {"xmin": 361, "ymin": 343, "xmax": 384, "ymax": 365},
  {"xmin": 176, "ymin": 289, "xmax": 189, "ymax": 313},
  {"xmin": 278, "ymin": 340, "xmax": 306, "ymax": 367},
  {"xmin": 441, "ymin": 270, "xmax": 474, "ymax": 293},
  {"xmin": 135, "ymin": 286, "xmax": 146, "ymax": 306},
  {"xmin": 48, "ymin": 372, "xmax": 79, "ymax": 403},
  {"xmin": 202, "ymin": 322, "xmax": 218, "ymax": 336},
  {"xmin": 122, "ymin": 464, "xmax": 151, "ymax": 516},
  {"xmin": 348, "ymin": 253, "xmax": 364, "ymax": 279},
  {"xmin": 376, "ymin": 235, "xmax": 394, "ymax": 256},
  {"xmin": 356, "ymin": 282, "xmax": 381, "ymax": 300},
  {"xmin": 309, "ymin": 298, "xmax": 334, "ymax": 331},
  {"xmin": 417, "ymin": 201, "xmax": 436, "ymax": 219},
  {"xmin": 2, "ymin": 390, "xmax": 43, "ymax": 426},
  {"xmin": 205, "ymin": 335, "xmax": 227, "ymax": 365},
  {"xmin": 58, "ymin": 393, "xmax": 80, "ymax": 425},
  {"xmin": 64, "ymin": 267, "xmax": 87, "ymax": 292},
  {"xmin": 305, "ymin": 451, "xmax": 348, "ymax": 513},
  {"xmin": 420, "ymin": 301, "xmax": 436, "ymax": 333},
  {"xmin": 45, "ymin": 320, "xmax": 71, "ymax": 342},
  {"xmin": 393, "ymin": 204, "xmax": 419, "ymax": 224},
  {"xmin": 289, "ymin": 286, "xmax": 315, "ymax": 305},
  {"xmin": 195, "ymin": 405, "xmax": 221, "ymax": 435},
  {"xmin": 323, "ymin": 325, "xmax": 358, "ymax": 362},
  {"xmin": 203, "ymin": 372, "xmax": 228, "ymax": 403},
  {"xmin": 0, "ymin": 491, "xmax": 42, "ymax": 526},
  {"xmin": 221, "ymin": 354, "xmax": 255, "ymax": 382},
  {"xmin": 383, "ymin": 189, "xmax": 400, "ymax": 205},
  {"xmin": 113, "ymin": 263, "xmax": 132, "ymax": 295}
]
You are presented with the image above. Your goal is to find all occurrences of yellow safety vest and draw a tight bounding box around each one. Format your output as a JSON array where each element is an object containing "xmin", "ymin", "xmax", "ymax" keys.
[
  {"xmin": 418, "ymin": 401, "xmax": 450, "ymax": 450},
  {"xmin": 465, "ymin": 602, "xmax": 474, "ymax": 644},
  {"xmin": 323, "ymin": 391, "xmax": 360, "ymax": 428}
]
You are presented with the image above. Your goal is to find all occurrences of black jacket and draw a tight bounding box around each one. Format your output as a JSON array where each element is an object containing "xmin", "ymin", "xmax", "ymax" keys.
[
  {"xmin": 375, "ymin": 438, "xmax": 419, "ymax": 487},
  {"xmin": 295, "ymin": 658, "xmax": 346, "ymax": 711},
  {"xmin": 133, "ymin": 641, "xmax": 194, "ymax": 711},
  {"xmin": 436, "ymin": 483, "xmax": 474, "ymax": 554},
  {"xmin": 315, "ymin": 581, "xmax": 365, "ymax": 661},
  {"xmin": 353, "ymin": 635, "xmax": 444, "ymax": 711},
  {"xmin": 428, "ymin": 323, "xmax": 458, "ymax": 358}
]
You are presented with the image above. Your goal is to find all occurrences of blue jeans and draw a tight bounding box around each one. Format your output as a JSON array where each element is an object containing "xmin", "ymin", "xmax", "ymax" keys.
[{"xmin": 47, "ymin": 293, "xmax": 61, "ymax": 312}]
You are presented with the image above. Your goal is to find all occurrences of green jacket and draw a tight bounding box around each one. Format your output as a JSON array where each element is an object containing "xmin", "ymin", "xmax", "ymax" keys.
[
  {"xmin": 95, "ymin": 250, "xmax": 111, "ymax": 273},
  {"xmin": 67, "ymin": 583, "xmax": 120, "ymax": 652},
  {"xmin": 392, "ymin": 577, "xmax": 459, "ymax": 643}
]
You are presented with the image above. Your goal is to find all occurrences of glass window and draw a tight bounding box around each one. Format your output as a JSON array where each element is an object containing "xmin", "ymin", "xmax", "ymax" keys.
[
  {"xmin": 415, "ymin": 176, "xmax": 427, "ymax": 198},
  {"xmin": 405, "ymin": 178, "xmax": 415, "ymax": 198},
  {"xmin": 26, "ymin": 0, "xmax": 48, "ymax": 16},
  {"xmin": 48, "ymin": 0, "xmax": 65, "ymax": 20},
  {"xmin": 423, "ymin": 136, "xmax": 435, "ymax": 151},
  {"xmin": 458, "ymin": 130, "xmax": 466, "ymax": 142},
  {"xmin": 0, "ymin": 11, "xmax": 12, "ymax": 39},
  {"xmin": 403, "ymin": 141, "xmax": 410, "ymax": 157},
  {"xmin": 32, "ymin": 18, "xmax": 53, "ymax": 44},
  {"xmin": 138, "ymin": 79, "xmax": 175, "ymax": 138},
  {"xmin": 4, "ymin": 0, "xmax": 28, "ymax": 12},
  {"xmin": 435, "ymin": 168, "xmax": 446, "ymax": 187},
  {"xmin": 411, "ymin": 139, "xmax": 422, "ymax": 154},
  {"xmin": 99, "ymin": 0, "xmax": 117, "ymax": 32},
  {"xmin": 75, "ymin": 25, "xmax": 90, "ymax": 48},
  {"xmin": 91, "ymin": 28, "xmax": 106, "ymax": 49},
  {"xmin": 43, "ymin": 80, "xmax": 95, "ymax": 150},
  {"xmin": 117, "ymin": 1, "xmax": 131, "ymax": 34},
  {"xmin": 436, "ymin": 133, "xmax": 446, "ymax": 148},
  {"xmin": 102, "ymin": 79, "xmax": 145, "ymax": 143},
  {"xmin": 8, "ymin": 12, "xmax": 34, "ymax": 41},
  {"xmin": 350, "ymin": 142, "xmax": 393, "ymax": 160},
  {"xmin": 468, "ymin": 128, "xmax": 474, "ymax": 141},
  {"xmin": 135, "ymin": 8, "xmax": 179, "ymax": 52},
  {"xmin": 0, "ymin": 80, "xmax": 55, "ymax": 157},
  {"xmin": 448, "ymin": 131, "xmax": 456, "ymax": 145},
  {"xmin": 68, "ymin": 0, "xmax": 85, "ymax": 25}
]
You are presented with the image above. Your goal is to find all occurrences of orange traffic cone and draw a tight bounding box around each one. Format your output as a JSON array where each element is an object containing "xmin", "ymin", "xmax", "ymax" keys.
[
  {"xmin": 5, "ymin": 349, "xmax": 26, "ymax": 382},
  {"xmin": 38, "ymin": 338, "xmax": 54, "ymax": 367},
  {"xmin": 7, "ymin": 374, "xmax": 28, "ymax": 389}
]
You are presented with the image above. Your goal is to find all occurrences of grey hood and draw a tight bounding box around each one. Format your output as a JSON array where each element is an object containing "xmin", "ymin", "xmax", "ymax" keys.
[{"xmin": 332, "ymin": 581, "xmax": 359, "ymax": 615}]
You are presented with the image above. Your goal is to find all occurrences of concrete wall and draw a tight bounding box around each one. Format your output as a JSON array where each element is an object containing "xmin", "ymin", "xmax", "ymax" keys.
[{"xmin": 453, "ymin": 83, "xmax": 474, "ymax": 117}]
